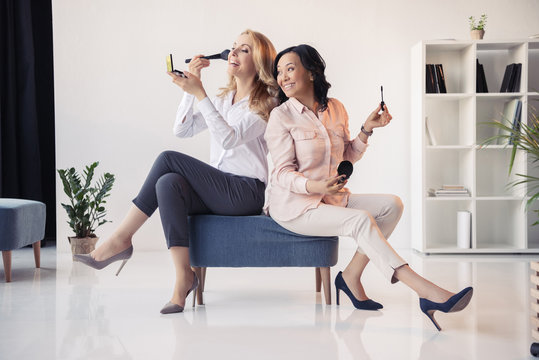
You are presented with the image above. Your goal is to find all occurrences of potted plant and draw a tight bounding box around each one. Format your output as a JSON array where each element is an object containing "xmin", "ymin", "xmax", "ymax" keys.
[
  {"xmin": 58, "ymin": 162, "xmax": 115, "ymax": 258},
  {"xmin": 469, "ymin": 14, "xmax": 487, "ymax": 40},
  {"xmin": 482, "ymin": 102, "xmax": 539, "ymax": 225}
]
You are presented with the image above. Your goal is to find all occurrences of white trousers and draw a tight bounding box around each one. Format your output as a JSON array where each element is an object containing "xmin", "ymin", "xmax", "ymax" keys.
[{"xmin": 274, "ymin": 194, "xmax": 407, "ymax": 283}]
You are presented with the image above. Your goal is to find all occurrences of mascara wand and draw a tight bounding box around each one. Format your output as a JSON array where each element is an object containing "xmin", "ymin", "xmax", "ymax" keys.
[{"xmin": 380, "ymin": 86, "xmax": 385, "ymax": 111}]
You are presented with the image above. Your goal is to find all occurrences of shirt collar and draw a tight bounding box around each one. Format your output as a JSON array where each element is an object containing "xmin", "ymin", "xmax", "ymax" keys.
[
  {"xmin": 288, "ymin": 97, "xmax": 308, "ymax": 114},
  {"xmin": 228, "ymin": 91, "xmax": 249, "ymax": 106}
]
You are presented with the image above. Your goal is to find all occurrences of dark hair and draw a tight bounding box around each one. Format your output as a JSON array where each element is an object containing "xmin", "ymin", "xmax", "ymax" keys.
[{"xmin": 273, "ymin": 44, "xmax": 331, "ymax": 112}]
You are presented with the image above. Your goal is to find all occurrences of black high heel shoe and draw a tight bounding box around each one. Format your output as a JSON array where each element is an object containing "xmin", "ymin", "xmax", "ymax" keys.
[
  {"xmin": 419, "ymin": 287, "xmax": 473, "ymax": 331},
  {"xmin": 335, "ymin": 271, "xmax": 383, "ymax": 310}
]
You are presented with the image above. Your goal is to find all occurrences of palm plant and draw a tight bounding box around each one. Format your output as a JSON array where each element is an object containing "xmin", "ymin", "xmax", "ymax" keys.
[
  {"xmin": 482, "ymin": 101, "xmax": 539, "ymax": 224},
  {"xmin": 58, "ymin": 162, "xmax": 115, "ymax": 238}
]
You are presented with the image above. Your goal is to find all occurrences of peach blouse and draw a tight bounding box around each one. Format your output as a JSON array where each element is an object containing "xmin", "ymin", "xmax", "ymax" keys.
[{"xmin": 264, "ymin": 97, "xmax": 368, "ymax": 221}]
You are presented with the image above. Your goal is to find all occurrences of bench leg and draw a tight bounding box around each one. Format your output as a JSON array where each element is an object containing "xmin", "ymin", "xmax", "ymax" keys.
[
  {"xmin": 2, "ymin": 251, "xmax": 12, "ymax": 282},
  {"xmin": 315, "ymin": 267, "xmax": 321, "ymax": 292},
  {"xmin": 319, "ymin": 267, "xmax": 331, "ymax": 305},
  {"xmin": 193, "ymin": 267, "xmax": 204, "ymax": 306},
  {"xmin": 33, "ymin": 241, "xmax": 41, "ymax": 268},
  {"xmin": 201, "ymin": 267, "xmax": 207, "ymax": 292}
]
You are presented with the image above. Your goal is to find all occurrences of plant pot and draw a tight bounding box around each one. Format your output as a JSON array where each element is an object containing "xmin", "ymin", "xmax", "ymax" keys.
[
  {"xmin": 69, "ymin": 236, "xmax": 99, "ymax": 259},
  {"xmin": 471, "ymin": 30, "xmax": 485, "ymax": 40}
]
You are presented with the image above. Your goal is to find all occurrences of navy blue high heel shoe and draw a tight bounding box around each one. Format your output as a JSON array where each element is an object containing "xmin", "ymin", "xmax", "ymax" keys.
[
  {"xmin": 419, "ymin": 287, "xmax": 473, "ymax": 331},
  {"xmin": 335, "ymin": 271, "xmax": 383, "ymax": 310}
]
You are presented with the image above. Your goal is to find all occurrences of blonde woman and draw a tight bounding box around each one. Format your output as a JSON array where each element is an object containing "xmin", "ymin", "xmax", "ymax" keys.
[{"xmin": 75, "ymin": 30, "xmax": 278, "ymax": 314}]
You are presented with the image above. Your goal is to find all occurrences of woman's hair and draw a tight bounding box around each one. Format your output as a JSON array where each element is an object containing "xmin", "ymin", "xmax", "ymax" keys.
[
  {"xmin": 273, "ymin": 44, "xmax": 331, "ymax": 112},
  {"xmin": 218, "ymin": 29, "xmax": 279, "ymax": 121}
]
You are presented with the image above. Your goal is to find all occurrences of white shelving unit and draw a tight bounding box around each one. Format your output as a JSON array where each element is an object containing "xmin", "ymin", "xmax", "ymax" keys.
[{"xmin": 411, "ymin": 39, "xmax": 539, "ymax": 254}]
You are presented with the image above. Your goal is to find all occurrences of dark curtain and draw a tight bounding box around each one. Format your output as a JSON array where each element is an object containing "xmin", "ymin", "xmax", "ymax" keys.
[{"xmin": 0, "ymin": 0, "xmax": 56, "ymax": 243}]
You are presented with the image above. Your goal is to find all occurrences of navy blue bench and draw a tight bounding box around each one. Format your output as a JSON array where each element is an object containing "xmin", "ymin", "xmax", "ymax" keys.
[{"xmin": 188, "ymin": 215, "xmax": 339, "ymax": 305}]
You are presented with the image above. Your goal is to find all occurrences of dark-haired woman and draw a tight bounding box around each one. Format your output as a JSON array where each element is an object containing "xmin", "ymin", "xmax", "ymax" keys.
[{"xmin": 264, "ymin": 44, "xmax": 472, "ymax": 331}]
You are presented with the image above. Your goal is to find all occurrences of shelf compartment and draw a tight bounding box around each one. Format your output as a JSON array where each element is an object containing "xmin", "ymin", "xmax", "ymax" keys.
[
  {"xmin": 426, "ymin": 148, "xmax": 473, "ymax": 195},
  {"xmin": 529, "ymin": 43, "xmax": 539, "ymax": 92},
  {"xmin": 528, "ymin": 200, "xmax": 539, "ymax": 248},
  {"xmin": 476, "ymin": 96, "xmax": 524, "ymax": 144},
  {"xmin": 425, "ymin": 200, "xmax": 473, "ymax": 249},
  {"xmin": 476, "ymin": 147, "xmax": 526, "ymax": 197},
  {"xmin": 476, "ymin": 42, "xmax": 527, "ymax": 94},
  {"xmin": 527, "ymin": 147, "xmax": 539, "ymax": 248},
  {"xmin": 476, "ymin": 199, "xmax": 525, "ymax": 249},
  {"xmin": 529, "ymin": 96, "xmax": 539, "ymax": 121},
  {"xmin": 425, "ymin": 43, "xmax": 475, "ymax": 94},
  {"xmin": 425, "ymin": 97, "xmax": 474, "ymax": 146}
]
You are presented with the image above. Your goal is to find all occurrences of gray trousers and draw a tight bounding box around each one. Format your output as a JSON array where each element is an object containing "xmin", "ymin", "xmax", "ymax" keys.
[{"xmin": 133, "ymin": 151, "xmax": 265, "ymax": 248}]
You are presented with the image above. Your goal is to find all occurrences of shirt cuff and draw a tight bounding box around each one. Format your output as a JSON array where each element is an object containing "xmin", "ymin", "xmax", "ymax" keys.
[
  {"xmin": 351, "ymin": 135, "xmax": 369, "ymax": 153},
  {"xmin": 298, "ymin": 176, "xmax": 309, "ymax": 195}
]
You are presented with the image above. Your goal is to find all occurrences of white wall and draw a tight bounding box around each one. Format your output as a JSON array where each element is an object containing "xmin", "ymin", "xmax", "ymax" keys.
[{"xmin": 53, "ymin": 0, "xmax": 539, "ymax": 252}]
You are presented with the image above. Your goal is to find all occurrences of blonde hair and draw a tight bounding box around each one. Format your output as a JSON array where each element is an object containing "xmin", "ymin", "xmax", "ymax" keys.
[{"xmin": 218, "ymin": 29, "xmax": 278, "ymax": 121}]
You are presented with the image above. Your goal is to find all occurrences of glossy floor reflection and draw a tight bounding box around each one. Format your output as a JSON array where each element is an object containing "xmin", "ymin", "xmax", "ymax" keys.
[{"xmin": 0, "ymin": 246, "xmax": 536, "ymax": 359}]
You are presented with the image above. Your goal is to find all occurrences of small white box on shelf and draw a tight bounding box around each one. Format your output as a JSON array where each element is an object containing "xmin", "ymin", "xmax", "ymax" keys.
[{"xmin": 457, "ymin": 210, "xmax": 471, "ymax": 249}]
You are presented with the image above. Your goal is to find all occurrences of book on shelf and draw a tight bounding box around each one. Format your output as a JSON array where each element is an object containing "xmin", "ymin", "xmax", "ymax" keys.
[
  {"xmin": 500, "ymin": 63, "xmax": 522, "ymax": 92},
  {"xmin": 425, "ymin": 64, "xmax": 447, "ymax": 93},
  {"xmin": 435, "ymin": 64, "xmax": 447, "ymax": 93},
  {"xmin": 497, "ymin": 99, "xmax": 521, "ymax": 144},
  {"xmin": 433, "ymin": 65, "xmax": 440, "ymax": 93},
  {"xmin": 428, "ymin": 185, "xmax": 470, "ymax": 197},
  {"xmin": 476, "ymin": 59, "xmax": 488, "ymax": 93},
  {"xmin": 441, "ymin": 185, "xmax": 466, "ymax": 190},
  {"xmin": 425, "ymin": 116, "xmax": 437, "ymax": 145},
  {"xmin": 511, "ymin": 63, "xmax": 522, "ymax": 92},
  {"xmin": 500, "ymin": 64, "xmax": 514, "ymax": 92},
  {"xmin": 426, "ymin": 64, "xmax": 435, "ymax": 93},
  {"xmin": 509, "ymin": 100, "xmax": 522, "ymax": 145}
]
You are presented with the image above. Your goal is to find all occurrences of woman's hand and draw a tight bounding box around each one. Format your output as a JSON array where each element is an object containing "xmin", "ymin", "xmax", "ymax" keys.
[
  {"xmin": 363, "ymin": 104, "xmax": 393, "ymax": 133},
  {"xmin": 188, "ymin": 55, "xmax": 210, "ymax": 78},
  {"xmin": 306, "ymin": 175, "xmax": 347, "ymax": 195},
  {"xmin": 167, "ymin": 71, "xmax": 207, "ymax": 101}
]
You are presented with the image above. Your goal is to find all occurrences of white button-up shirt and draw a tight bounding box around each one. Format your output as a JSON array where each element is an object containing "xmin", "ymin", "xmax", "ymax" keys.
[{"xmin": 174, "ymin": 92, "xmax": 269, "ymax": 184}]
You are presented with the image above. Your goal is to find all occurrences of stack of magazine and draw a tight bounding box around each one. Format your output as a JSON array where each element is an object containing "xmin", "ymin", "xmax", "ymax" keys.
[{"xmin": 428, "ymin": 185, "xmax": 470, "ymax": 197}]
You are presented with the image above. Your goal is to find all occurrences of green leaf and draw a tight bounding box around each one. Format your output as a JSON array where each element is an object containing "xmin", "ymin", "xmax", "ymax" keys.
[
  {"xmin": 57, "ymin": 162, "xmax": 115, "ymax": 238},
  {"xmin": 482, "ymin": 106, "xmax": 539, "ymax": 225}
]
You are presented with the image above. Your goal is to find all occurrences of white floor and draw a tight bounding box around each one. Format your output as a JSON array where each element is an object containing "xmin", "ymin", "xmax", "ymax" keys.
[{"xmin": 0, "ymin": 245, "xmax": 536, "ymax": 359}]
